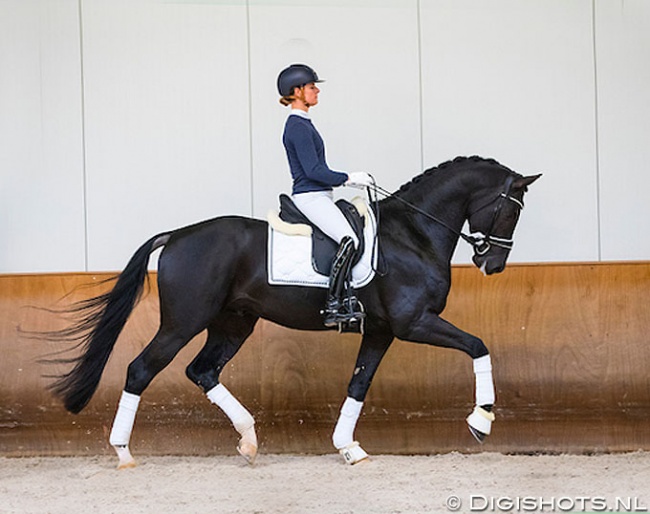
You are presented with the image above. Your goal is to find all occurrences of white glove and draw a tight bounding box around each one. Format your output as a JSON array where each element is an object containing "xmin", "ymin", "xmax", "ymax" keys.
[{"xmin": 345, "ymin": 172, "xmax": 374, "ymax": 188}]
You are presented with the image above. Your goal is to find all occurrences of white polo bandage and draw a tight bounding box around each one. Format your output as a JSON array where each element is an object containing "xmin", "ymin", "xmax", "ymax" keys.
[
  {"xmin": 109, "ymin": 391, "xmax": 141, "ymax": 447},
  {"xmin": 332, "ymin": 397, "xmax": 363, "ymax": 449},
  {"xmin": 207, "ymin": 384, "xmax": 254, "ymax": 434},
  {"xmin": 473, "ymin": 354, "xmax": 495, "ymax": 406}
]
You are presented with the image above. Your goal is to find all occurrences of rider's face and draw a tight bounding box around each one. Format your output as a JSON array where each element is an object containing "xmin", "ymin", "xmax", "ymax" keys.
[{"xmin": 295, "ymin": 82, "xmax": 319, "ymax": 108}]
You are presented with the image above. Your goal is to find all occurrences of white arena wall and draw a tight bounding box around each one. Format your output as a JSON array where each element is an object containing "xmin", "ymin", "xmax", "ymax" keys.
[{"xmin": 1, "ymin": 0, "xmax": 649, "ymax": 273}]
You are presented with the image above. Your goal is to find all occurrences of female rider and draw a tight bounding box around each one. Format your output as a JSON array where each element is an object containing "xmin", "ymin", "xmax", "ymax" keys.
[{"xmin": 277, "ymin": 64, "xmax": 373, "ymax": 328}]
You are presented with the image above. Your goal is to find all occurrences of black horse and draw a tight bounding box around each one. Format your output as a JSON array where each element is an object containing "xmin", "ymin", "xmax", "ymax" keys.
[{"xmin": 48, "ymin": 156, "xmax": 540, "ymax": 468}]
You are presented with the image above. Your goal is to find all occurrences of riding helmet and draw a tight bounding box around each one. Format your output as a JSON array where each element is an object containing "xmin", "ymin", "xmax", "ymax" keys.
[{"xmin": 277, "ymin": 64, "xmax": 324, "ymax": 97}]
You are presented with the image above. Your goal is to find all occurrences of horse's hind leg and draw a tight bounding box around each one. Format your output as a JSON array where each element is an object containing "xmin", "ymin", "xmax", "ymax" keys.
[
  {"xmin": 185, "ymin": 312, "xmax": 259, "ymax": 464},
  {"xmin": 109, "ymin": 328, "xmax": 196, "ymax": 469}
]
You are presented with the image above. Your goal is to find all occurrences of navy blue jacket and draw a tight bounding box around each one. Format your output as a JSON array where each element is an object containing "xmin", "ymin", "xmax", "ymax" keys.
[{"xmin": 282, "ymin": 114, "xmax": 348, "ymax": 194}]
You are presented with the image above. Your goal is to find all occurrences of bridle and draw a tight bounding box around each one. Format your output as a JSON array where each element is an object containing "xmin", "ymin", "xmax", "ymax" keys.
[
  {"xmin": 368, "ymin": 174, "xmax": 524, "ymax": 257},
  {"xmin": 464, "ymin": 175, "xmax": 524, "ymax": 255}
]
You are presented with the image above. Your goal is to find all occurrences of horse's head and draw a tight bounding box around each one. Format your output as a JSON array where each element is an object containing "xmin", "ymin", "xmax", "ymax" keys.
[{"xmin": 466, "ymin": 173, "xmax": 541, "ymax": 275}]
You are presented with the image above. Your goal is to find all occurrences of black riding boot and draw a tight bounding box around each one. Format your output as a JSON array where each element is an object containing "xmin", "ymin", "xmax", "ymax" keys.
[{"xmin": 322, "ymin": 236, "xmax": 365, "ymax": 328}]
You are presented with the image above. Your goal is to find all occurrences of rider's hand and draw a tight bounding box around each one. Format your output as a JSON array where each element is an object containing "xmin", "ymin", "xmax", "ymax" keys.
[{"xmin": 345, "ymin": 172, "xmax": 374, "ymax": 188}]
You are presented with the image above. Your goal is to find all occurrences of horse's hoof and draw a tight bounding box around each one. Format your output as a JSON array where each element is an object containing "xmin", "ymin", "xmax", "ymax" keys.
[
  {"xmin": 237, "ymin": 441, "xmax": 258, "ymax": 465},
  {"xmin": 466, "ymin": 405, "xmax": 495, "ymax": 444},
  {"xmin": 117, "ymin": 459, "xmax": 138, "ymax": 470},
  {"xmin": 468, "ymin": 424, "xmax": 487, "ymax": 444},
  {"xmin": 114, "ymin": 445, "xmax": 137, "ymax": 469},
  {"xmin": 339, "ymin": 441, "xmax": 369, "ymax": 465}
]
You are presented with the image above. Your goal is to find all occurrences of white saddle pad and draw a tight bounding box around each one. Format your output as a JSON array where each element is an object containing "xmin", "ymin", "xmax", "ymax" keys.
[{"xmin": 267, "ymin": 198, "xmax": 377, "ymax": 288}]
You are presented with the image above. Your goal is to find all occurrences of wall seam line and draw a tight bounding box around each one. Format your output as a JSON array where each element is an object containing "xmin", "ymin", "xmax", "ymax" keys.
[
  {"xmin": 78, "ymin": 0, "xmax": 89, "ymax": 271},
  {"xmin": 416, "ymin": 0, "xmax": 424, "ymax": 172},
  {"xmin": 246, "ymin": 0, "xmax": 255, "ymax": 218},
  {"xmin": 592, "ymin": 0, "xmax": 602, "ymax": 262}
]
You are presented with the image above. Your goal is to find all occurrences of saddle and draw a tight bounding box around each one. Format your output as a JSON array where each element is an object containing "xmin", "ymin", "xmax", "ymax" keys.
[{"xmin": 276, "ymin": 194, "xmax": 365, "ymax": 276}]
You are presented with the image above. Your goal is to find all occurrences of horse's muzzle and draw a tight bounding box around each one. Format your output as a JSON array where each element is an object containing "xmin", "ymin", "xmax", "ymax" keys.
[{"xmin": 472, "ymin": 252, "xmax": 507, "ymax": 275}]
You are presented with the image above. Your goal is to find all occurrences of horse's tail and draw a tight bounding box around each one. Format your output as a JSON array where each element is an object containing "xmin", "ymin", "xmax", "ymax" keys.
[{"xmin": 47, "ymin": 232, "xmax": 171, "ymax": 414}]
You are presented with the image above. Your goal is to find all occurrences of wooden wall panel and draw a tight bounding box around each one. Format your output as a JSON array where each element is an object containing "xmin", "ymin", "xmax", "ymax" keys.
[{"xmin": 1, "ymin": 263, "xmax": 649, "ymax": 457}]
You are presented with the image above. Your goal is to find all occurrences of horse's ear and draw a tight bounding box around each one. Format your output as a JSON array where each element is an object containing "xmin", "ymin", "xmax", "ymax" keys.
[{"xmin": 513, "ymin": 174, "xmax": 542, "ymax": 190}]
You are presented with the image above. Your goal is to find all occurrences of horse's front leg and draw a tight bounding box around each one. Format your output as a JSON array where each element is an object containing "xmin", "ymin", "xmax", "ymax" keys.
[
  {"xmin": 333, "ymin": 332, "xmax": 394, "ymax": 464},
  {"xmin": 394, "ymin": 313, "xmax": 496, "ymax": 443}
]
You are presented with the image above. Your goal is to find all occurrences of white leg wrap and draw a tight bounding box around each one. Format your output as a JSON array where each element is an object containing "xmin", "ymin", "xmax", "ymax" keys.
[
  {"xmin": 473, "ymin": 355, "xmax": 495, "ymax": 406},
  {"xmin": 332, "ymin": 397, "xmax": 363, "ymax": 450},
  {"xmin": 206, "ymin": 384, "xmax": 255, "ymax": 435},
  {"xmin": 207, "ymin": 384, "xmax": 257, "ymax": 464},
  {"xmin": 109, "ymin": 391, "xmax": 141, "ymax": 447}
]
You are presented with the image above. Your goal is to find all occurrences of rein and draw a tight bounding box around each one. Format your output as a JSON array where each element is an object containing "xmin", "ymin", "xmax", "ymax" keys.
[{"xmin": 366, "ymin": 175, "xmax": 524, "ymax": 256}]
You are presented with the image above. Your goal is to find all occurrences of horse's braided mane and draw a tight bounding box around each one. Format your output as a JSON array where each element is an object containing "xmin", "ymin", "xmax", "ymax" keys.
[{"xmin": 394, "ymin": 155, "xmax": 514, "ymax": 196}]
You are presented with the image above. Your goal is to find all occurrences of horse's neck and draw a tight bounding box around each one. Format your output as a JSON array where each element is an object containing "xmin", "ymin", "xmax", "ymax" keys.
[
  {"xmin": 408, "ymin": 171, "xmax": 470, "ymax": 233},
  {"xmin": 383, "ymin": 170, "xmax": 471, "ymax": 262}
]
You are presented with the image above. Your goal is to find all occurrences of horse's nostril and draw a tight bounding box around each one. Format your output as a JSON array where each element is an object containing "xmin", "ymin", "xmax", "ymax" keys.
[{"xmin": 489, "ymin": 262, "xmax": 505, "ymax": 275}]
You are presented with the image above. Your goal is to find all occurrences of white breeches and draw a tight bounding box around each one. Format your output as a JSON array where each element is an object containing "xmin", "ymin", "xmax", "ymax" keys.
[{"xmin": 292, "ymin": 190, "xmax": 359, "ymax": 248}]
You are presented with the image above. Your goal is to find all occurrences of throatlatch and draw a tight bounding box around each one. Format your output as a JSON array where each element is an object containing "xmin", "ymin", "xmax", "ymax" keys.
[{"xmin": 322, "ymin": 236, "xmax": 365, "ymax": 332}]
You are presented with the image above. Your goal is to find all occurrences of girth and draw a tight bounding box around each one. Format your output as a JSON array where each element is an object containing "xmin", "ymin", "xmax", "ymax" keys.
[{"xmin": 277, "ymin": 194, "xmax": 365, "ymax": 276}]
